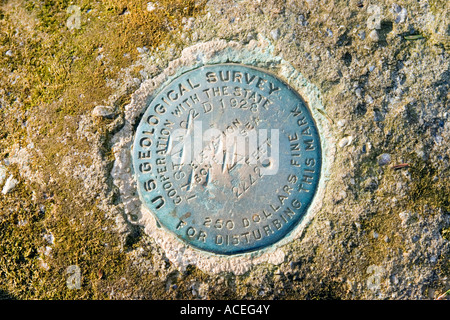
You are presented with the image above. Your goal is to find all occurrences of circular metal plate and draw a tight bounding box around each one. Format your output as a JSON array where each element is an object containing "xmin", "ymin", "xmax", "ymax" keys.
[{"xmin": 132, "ymin": 64, "xmax": 322, "ymax": 255}]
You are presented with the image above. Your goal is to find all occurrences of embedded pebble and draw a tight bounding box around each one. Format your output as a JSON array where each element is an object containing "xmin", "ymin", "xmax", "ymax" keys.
[
  {"xmin": 298, "ymin": 14, "xmax": 308, "ymax": 26},
  {"xmin": 0, "ymin": 165, "xmax": 6, "ymax": 186},
  {"xmin": 92, "ymin": 105, "xmax": 115, "ymax": 118},
  {"xmin": 358, "ymin": 31, "xmax": 366, "ymax": 40},
  {"xmin": 399, "ymin": 211, "xmax": 415, "ymax": 226},
  {"xmin": 43, "ymin": 232, "xmax": 55, "ymax": 245},
  {"xmin": 373, "ymin": 109, "xmax": 384, "ymax": 122},
  {"xmin": 338, "ymin": 136, "xmax": 353, "ymax": 148},
  {"xmin": 434, "ymin": 135, "xmax": 443, "ymax": 145},
  {"xmin": 378, "ymin": 153, "xmax": 391, "ymax": 166},
  {"xmin": 136, "ymin": 46, "xmax": 149, "ymax": 54},
  {"xmin": 39, "ymin": 259, "xmax": 50, "ymax": 271},
  {"xmin": 337, "ymin": 119, "xmax": 347, "ymax": 128},
  {"xmin": 368, "ymin": 30, "xmax": 379, "ymax": 41},
  {"xmin": 2, "ymin": 175, "xmax": 18, "ymax": 194},
  {"xmin": 270, "ymin": 28, "xmax": 280, "ymax": 40},
  {"xmin": 18, "ymin": 219, "xmax": 28, "ymax": 227},
  {"xmin": 392, "ymin": 5, "xmax": 407, "ymax": 24},
  {"xmin": 336, "ymin": 190, "xmax": 347, "ymax": 201},
  {"xmin": 146, "ymin": 2, "xmax": 156, "ymax": 12}
]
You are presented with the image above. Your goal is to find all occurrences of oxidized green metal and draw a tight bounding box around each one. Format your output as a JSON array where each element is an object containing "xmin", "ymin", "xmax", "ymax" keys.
[{"xmin": 132, "ymin": 64, "xmax": 321, "ymax": 255}]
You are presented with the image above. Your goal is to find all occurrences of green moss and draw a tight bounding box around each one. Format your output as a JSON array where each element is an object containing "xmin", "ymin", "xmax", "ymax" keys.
[
  {"xmin": 428, "ymin": 0, "xmax": 448, "ymax": 15},
  {"xmin": 306, "ymin": 281, "xmax": 343, "ymax": 300},
  {"xmin": 406, "ymin": 156, "xmax": 450, "ymax": 213},
  {"xmin": 0, "ymin": 168, "xmax": 47, "ymax": 299},
  {"xmin": 442, "ymin": 228, "xmax": 450, "ymax": 241},
  {"xmin": 0, "ymin": 0, "xmax": 207, "ymax": 299}
]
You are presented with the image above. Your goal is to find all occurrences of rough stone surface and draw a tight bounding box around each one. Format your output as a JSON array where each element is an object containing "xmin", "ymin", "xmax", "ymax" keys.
[{"xmin": 0, "ymin": 0, "xmax": 448, "ymax": 300}]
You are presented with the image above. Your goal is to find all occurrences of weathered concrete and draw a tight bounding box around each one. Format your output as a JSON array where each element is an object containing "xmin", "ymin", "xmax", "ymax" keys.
[{"xmin": 0, "ymin": 0, "xmax": 448, "ymax": 300}]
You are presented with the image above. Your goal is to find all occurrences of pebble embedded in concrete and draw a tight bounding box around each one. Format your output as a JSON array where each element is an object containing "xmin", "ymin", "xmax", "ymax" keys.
[
  {"xmin": 2, "ymin": 175, "xmax": 18, "ymax": 194},
  {"xmin": 378, "ymin": 153, "xmax": 391, "ymax": 166},
  {"xmin": 92, "ymin": 105, "xmax": 115, "ymax": 118},
  {"xmin": 338, "ymin": 136, "xmax": 353, "ymax": 148},
  {"xmin": 146, "ymin": 2, "xmax": 156, "ymax": 12},
  {"xmin": 368, "ymin": 30, "xmax": 379, "ymax": 41},
  {"xmin": 270, "ymin": 28, "xmax": 280, "ymax": 40},
  {"xmin": 0, "ymin": 165, "xmax": 6, "ymax": 186}
]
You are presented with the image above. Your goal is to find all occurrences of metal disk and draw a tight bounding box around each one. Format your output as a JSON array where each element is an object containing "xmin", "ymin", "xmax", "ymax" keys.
[{"xmin": 132, "ymin": 64, "xmax": 322, "ymax": 255}]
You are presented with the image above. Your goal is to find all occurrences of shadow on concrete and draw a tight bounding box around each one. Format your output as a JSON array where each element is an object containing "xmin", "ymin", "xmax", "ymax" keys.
[{"xmin": 0, "ymin": 289, "xmax": 16, "ymax": 300}]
